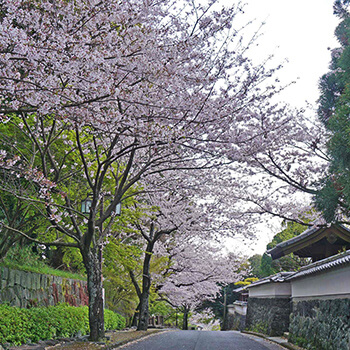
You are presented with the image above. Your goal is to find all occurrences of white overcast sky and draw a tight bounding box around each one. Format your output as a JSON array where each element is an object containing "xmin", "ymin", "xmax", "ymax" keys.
[
  {"xmin": 223, "ymin": 0, "xmax": 340, "ymax": 256},
  {"xmin": 241, "ymin": 0, "xmax": 340, "ymax": 109}
]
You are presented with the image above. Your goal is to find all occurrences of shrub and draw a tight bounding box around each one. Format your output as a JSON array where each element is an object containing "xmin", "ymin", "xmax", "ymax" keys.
[
  {"xmin": 3, "ymin": 244, "xmax": 44, "ymax": 269},
  {"xmin": 104, "ymin": 309, "xmax": 126, "ymax": 331},
  {"xmin": 0, "ymin": 304, "xmax": 30, "ymax": 345},
  {"xmin": 0, "ymin": 303, "xmax": 125, "ymax": 346},
  {"xmin": 0, "ymin": 244, "xmax": 86, "ymax": 281},
  {"xmin": 26, "ymin": 307, "xmax": 57, "ymax": 342},
  {"xmin": 48, "ymin": 304, "xmax": 89, "ymax": 338},
  {"xmin": 249, "ymin": 321, "xmax": 269, "ymax": 334}
]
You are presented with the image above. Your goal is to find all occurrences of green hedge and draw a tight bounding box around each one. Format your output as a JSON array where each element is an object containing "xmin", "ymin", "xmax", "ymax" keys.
[
  {"xmin": 104, "ymin": 309, "xmax": 126, "ymax": 331},
  {"xmin": 0, "ymin": 303, "xmax": 125, "ymax": 345}
]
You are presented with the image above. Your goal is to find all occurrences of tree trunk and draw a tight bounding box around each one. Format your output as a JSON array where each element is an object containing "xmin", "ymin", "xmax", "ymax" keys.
[
  {"xmin": 83, "ymin": 246, "xmax": 105, "ymax": 341},
  {"xmin": 131, "ymin": 302, "xmax": 140, "ymax": 327},
  {"xmin": 48, "ymin": 246, "xmax": 65, "ymax": 269},
  {"xmin": 222, "ymin": 286, "xmax": 227, "ymax": 331},
  {"xmin": 137, "ymin": 241, "xmax": 154, "ymax": 331},
  {"xmin": 182, "ymin": 307, "xmax": 189, "ymax": 330},
  {"xmin": 137, "ymin": 291, "xmax": 150, "ymax": 330},
  {"xmin": 0, "ymin": 228, "xmax": 20, "ymax": 261}
]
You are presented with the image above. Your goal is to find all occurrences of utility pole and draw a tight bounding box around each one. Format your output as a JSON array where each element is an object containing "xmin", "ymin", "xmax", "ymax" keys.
[{"xmin": 222, "ymin": 285, "xmax": 227, "ymax": 330}]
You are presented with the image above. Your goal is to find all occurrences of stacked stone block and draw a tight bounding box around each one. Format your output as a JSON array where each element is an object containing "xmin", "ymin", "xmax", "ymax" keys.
[
  {"xmin": 245, "ymin": 297, "xmax": 291, "ymax": 336},
  {"xmin": 0, "ymin": 266, "xmax": 88, "ymax": 308},
  {"xmin": 289, "ymin": 299, "xmax": 350, "ymax": 350},
  {"xmin": 227, "ymin": 312, "xmax": 246, "ymax": 331}
]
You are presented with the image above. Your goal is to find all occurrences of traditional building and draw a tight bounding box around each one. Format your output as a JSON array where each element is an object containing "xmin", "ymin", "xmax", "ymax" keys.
[
  {"xmin": 267, "ymin": 224, "xmax": 350, "ymax": 262},
  {"xmin": 227, "ymin": 286, "xmax": 249, "ymax": 331},
  {"xmin": 243, "ymin": 224, "xmax": 350, "ymax": 349}
]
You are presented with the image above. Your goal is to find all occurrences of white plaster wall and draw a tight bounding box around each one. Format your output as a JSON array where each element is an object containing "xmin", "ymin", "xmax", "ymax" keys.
[
  {"xmin": 291, "ymin": 265, "xmax": 350, "ymax": 299},
  {"xmin": 232, "ymin": 301, "xmax": 247, "ymax": 315},
  {"xmin": 248, "ymin": 282, "xmax": 291, "ymax": 298},
  {"xmin": 227, "ymin": 305, "xmax": 235, "ymax": 315},
  {"xmin": 234, "ymin": 305, "xmax": 247, "ymax": 316}
]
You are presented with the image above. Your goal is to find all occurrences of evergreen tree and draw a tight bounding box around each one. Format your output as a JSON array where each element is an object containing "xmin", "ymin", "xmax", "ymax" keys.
[
  {"xmin": 248, "ymin": 254, "xmax": 262, "ymax": 278},
  {"xmin": 249, "ymin": 221, "xmax": 310, "ymax": 278},
  {"xmin": 315, "ymin": 1, "xmax": 350, "ymax": 222}
]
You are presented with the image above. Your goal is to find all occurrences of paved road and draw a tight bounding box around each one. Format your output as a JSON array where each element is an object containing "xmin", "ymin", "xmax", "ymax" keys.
[{"xmin": 121, "ymin": 330, "xmax": 284, "ymax": 350}]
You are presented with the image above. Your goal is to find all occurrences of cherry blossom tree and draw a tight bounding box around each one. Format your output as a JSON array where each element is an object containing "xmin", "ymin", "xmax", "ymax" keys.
[
  {"xmin": 113, "ymin": 171, "xmax": 244, "ymax": 331},
  {"xmin": 128, "ymin": 218, "xmax": 177, "ymax": 330},
  {"xmin": 159, "ymin": 237, "xmax": 246, "ymax": 330},
  {"xmin": 125, "ymin": 182, "xmax": 206, "ymax": 331},
  {"xmin": 190, "ymin": 309, "xmax": 220, "ymax": 331},
  {"xmin": 0, "ymin": 0, "xmax": 297, "ymax": 340},
  {"xmin": 192, "ymin": 109, "xmax": 331, "ymax": 243}
]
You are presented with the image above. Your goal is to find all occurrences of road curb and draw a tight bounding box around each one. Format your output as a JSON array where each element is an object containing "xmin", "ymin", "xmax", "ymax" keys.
[
  {"xmin": 242, "ymin": 331, "xmax": 305, "ymax": 350},
  {"xmin": 107, "ymin": 329, "xmax": 171, "ymax": 349}
]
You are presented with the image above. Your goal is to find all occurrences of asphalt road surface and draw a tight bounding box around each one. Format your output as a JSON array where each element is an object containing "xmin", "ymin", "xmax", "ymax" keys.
[{"xmin": 121, "ymin": 330, "xmax": 284, "ymax": 350}]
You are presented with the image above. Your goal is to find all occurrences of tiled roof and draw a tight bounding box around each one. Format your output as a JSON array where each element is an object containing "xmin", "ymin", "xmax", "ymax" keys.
[
  {"xmin": 242, "ymin": 272, "xmax": 294, "ymax": 289},
  {"xmin": 236, "ymin": 250, "xmax": 350, "ymax": 293},
  {"xmin": 266, "ymin": 218, "xmax": 327, "ymax": 254},
  {"xmin": 286, "ymin": 249, "xmax": 350, "ymax": 280},
  {"xmin": 234, "ymin": 286, "xmax": 248, "ymax": 293}
]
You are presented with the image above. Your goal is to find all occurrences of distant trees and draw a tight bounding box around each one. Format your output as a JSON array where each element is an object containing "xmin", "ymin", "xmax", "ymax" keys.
[
  {"xmin": 158, "ymin": 236, "xmax": 246, "ymax": 330},
  {"xmin": 248, "ymin": 221, "xmax": 310, "ymax": 278},
  {"xmin": 126, "ymin": 192, "xmax": 180, "ymax": 331},
  {"xmin": 197, "ymin": 282, "xmax": 242, "ymax": 330}
]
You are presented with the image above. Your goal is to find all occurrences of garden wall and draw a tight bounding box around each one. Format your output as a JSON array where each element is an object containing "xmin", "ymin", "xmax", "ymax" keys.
[
  {"xmin": 0, "ymin": 266, "xmax": 88, "ymax": 308},
  {"xmin": 227, "ymin": 302, "xmax": 247, "ymax": 331},
  {"xmin": 245, "ymin": 297, "xmax": 291, "ymax": 336},
  {"xmin": 289, "ymin": 298, "xmax": 350, "ymax": 350},
  {"xmin": 227, "ymin": 312, "xmax": 246, "ymax": 331}
]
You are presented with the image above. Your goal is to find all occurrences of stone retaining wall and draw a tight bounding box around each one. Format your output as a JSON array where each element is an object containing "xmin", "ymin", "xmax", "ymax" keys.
[
  {"xmin": 227, "ymin": 302, "xmax": 247, "ymax": 331},
  {"xmin": 227, "ymin": 312, "xmax": 246, "ymax": 331},
  {"xmin": 289, "ymin": 299, "xmax": 350, "ymax": 350},
  {"xmin": 0, "ymin": 266, "xmax": 88, "ymax": 308},
  {"xmin": 245, "ymin": 297, "xmax": 291, "ymax": 336}
]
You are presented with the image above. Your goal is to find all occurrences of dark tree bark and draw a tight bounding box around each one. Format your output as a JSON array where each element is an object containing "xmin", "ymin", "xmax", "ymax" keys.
[
  {"xmin": 82, "ymin": 245, "xmax": 105, "ymax": 341},
  {"xmin": 137, "ymin": 240, "xmax": 153, "ymax": 331},
  {"xmin": 131, "ymin": 302, "xmax": 140, "ymax": 327},
  {"xmin": 222, "ymin": 286, "xmax": 228, "ymax": 331},
  {"xmin": 182, "ymin": 306, "xmax": 190, "ymax": 330},
  {"xmin": 138, "ymin": 291, "xmax": 150, "ymax": 330},
  {"xmin": 128, "ymin": 224, "xmax": 176, "ymax": 331}
]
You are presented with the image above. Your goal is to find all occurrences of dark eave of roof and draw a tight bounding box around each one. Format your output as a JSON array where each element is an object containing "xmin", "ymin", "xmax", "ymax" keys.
[{"xmin": 266, "ymin": 224, "xmax": 350, "ymax": 260}]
